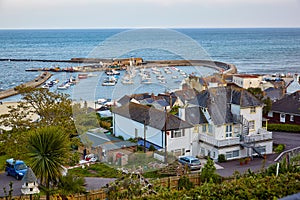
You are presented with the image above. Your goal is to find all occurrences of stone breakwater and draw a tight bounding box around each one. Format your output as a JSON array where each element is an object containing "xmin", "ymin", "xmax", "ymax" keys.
[{"xmin": 0, "ymin": 72, "xmax": 52, "ymax": 100}]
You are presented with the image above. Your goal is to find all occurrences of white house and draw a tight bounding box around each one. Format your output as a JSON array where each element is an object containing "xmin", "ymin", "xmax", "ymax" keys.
[
  {"xmin": 286, "ymin": 74, "xmax": 300, "ymax": 94},
  {"xmin": 112, "ymin": 102, "xmax": 195, "ymax": 157},
  {"xmin": 184, "ymin": 86, "xmax": 273, "ymax": 161},
  {"xmin": 232, "ymin": 74, "xmax": 263, "ymax": 89}
]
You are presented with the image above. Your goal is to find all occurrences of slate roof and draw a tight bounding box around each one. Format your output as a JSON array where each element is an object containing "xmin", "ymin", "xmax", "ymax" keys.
[
  {"xmin": 184, "ymin": 107, "xmax": 208, "ymax": 125},
  {"xmin": 22, "ymin": 167, "xmax": 37, "ymax": 183},
  {"xmin": 117, "ymin": 95, "xmax": 132, "ymax": 106},
  {"xmin": 173, "ymin": 89, "xmax": 198, "ymax": 103},
  {"xmin": 271, "ymin": 91, "xmax": 300, "ymax": 115},
  {"xmin": 188, "ymin": 86, "xmax": 263, "ymax": 125},
  {"xmin": 80, "ymin": 131, "xmax": 120, "ymax": 148},
  {"xmin": 264, "ymin": 87, "xmax": 284, "ymax": 101},
  {"xmin": 112, "ymin": 102, "xmax": 193, "ymax": 131},
  {"xmin": 101, "ymin": 140, "xmax": 137, "ymax": 151}
]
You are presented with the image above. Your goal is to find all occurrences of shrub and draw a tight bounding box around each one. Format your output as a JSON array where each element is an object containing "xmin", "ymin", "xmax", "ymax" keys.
[
  {"xmin": 178, "ymin": 176, "xmax": 194, "ymax": 190},
  {"xmin": 218, "ymin": 154, "xmax": 226, "ymax": 163},
  {"xmin": 274, "ymin": 144, "xmax": 285, "ymax": 153},
  {"xmin": 149, "ymin": 145, "xmax": 156, "ymax": 151},
  {"xmin": 268, "ymin": 123, "xmax": 300, "ymax": 133}
]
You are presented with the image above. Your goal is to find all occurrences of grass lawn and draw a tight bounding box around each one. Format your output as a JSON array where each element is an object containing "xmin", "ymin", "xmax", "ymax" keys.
[
  {"xmin": 0, "ymin": 155, "xmax": 10, "ymax": 172},
  {"xmin": 68, "ymin": 162, "xmax": 122, "ymax": 178}
]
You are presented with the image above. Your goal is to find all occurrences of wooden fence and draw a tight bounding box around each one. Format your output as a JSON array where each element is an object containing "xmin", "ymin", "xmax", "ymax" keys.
[{"xmin": 1, "ymin": 174, "xmax": 201, "ymax": 200}]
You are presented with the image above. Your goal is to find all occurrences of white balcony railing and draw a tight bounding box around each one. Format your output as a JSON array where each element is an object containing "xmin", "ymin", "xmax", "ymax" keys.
[
  {"xmin": 244, "ymin": 128, "xmax": 272, "ymax": 143},
  {"xmin": 199, "ymin": 134, "xmax": 240, "ymax": 147}
]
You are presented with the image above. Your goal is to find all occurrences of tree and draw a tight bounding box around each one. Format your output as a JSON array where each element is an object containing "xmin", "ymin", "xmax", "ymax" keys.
[
  {"xmin": 26, "ymin": 126, "xmax": 71, "ymax": 200},
  {"xmin": 57, "ymin": 174, "xmax": 86, "ymax": 200},
  {"xmin": 200, "ymin": 157, "xmax": 220, "ymax": 183},
  {"xmin": 0, "ymin": 86, "xmax": 76, "ymax": 135}
]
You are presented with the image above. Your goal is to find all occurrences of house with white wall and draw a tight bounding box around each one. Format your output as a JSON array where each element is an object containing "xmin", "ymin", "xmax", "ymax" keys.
[
  {"xmin": 112, "ymin": 102, "xmax": 194, "ymax": 157},
  {"xmin": 183, "ymin": 86, "xmax": 273, "ymax": 161},
  {"xmin": 232, "ymin": 74, "xmax": 263, "ymax": 89}
]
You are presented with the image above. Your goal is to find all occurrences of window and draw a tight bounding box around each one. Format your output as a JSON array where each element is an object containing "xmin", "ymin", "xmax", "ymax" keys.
[
  {"xmin": 290, "ymin": 115, "xmax": 294, "ymax": 122},
  {"xmin": 202, "ymin": 124, "xmax": 207, "ymax": 133},
  {"xmin": 171, "ymin": 130, "xmax": 184, "ymax": 138},
  {"xmin": 267, "ymin": 111, "xmax": 273, "ymax": 117},
  {"xmin": 250, "ymin": 107, "xmax": 256, "ymax": 113},
  {"xmin": 225, "ymin": 125, "xmax": 232, "ymax": 138},
  {"xmin": 226, "ymin": 150, "xmax": 239, "ymax": 159},
  {"xmin": 280, "ymin": 113, "xmax": 286, "ymax": 123},
  {"xmin": 208, "ymin": 124, "xmax": 213, "ymax": 133},
  {"xmin": 249, "ymin": 120, "xmax": 255, "ymax": 130}
]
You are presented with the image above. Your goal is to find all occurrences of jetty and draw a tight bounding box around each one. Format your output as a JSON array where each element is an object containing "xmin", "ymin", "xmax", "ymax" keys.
[{"xmin": 0, "ymin": 72, "xmax": 52, "ymax": 100}]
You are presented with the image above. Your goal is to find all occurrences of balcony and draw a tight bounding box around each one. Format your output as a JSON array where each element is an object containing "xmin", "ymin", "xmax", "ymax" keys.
[
  {"xmin": 199, "ymin": 134, "xmax": 240, "ymax": 147},
  {"xmin": 243, "ymin": 128, "xmax": 272, "ymax": 143}
]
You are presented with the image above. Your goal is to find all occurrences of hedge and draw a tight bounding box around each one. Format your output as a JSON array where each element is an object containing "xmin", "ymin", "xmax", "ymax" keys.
[{"xmin": 267, "ymin": 123, "xmax": 300, "ymax": 133}]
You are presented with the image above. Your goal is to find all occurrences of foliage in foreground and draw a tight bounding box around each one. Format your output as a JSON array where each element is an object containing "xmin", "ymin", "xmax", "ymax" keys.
[{"xmin": 137, "ymin": 172, "xmax": 300, "ymax": 200}]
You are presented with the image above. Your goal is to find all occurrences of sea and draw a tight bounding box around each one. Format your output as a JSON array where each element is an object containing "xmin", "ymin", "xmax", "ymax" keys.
[{"xmin": 0, "ymin": 28, "xmax": 299, "ymax": 102}]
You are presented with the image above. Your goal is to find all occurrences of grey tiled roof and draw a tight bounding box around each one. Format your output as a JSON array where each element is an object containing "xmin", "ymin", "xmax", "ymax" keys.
[
  {"xmin": 184, "ymin": 107, "xmax": 208, "ymax": 125},
  {"xmin": 188, "ymin": 86, "xmax": 263, "ymax": 125},
  {"xmin": 271, "ymin": 91, "xmax": 300, "ymax": 115},
  {"xmin": 22, "ymin": 168, "xmax": 37, "ymax": 183},
  {"xmin": 112, "ymin": 102, "xmax": 193, "ymax": 131},
  {"xmin": 80, "ymin": 131, "xmax": 120, "ymax": 148}
]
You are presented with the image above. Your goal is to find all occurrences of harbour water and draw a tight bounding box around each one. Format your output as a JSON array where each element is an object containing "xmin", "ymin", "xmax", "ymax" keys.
[{"xmin": 0, "ymin": 28, "xmax": 299, "ymax": 101}]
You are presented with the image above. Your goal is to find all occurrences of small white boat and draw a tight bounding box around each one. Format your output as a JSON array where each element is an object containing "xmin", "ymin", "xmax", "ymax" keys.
[
  {"xmin": 88, "ymin": 73, "xmax": 98, "ymax": 77},
  {"xmin": 102, "ymin": 76, "xmax": 117, "ymax": 86},
  {"xmin": 172, "ymin": 76, "xmax": 178, "ymax": 79}
]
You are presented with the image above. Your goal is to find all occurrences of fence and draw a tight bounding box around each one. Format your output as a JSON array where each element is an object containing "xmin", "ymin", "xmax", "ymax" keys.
[{"xmin": 0, "ymin": 174, "xmax": 202, "ymax": 200}]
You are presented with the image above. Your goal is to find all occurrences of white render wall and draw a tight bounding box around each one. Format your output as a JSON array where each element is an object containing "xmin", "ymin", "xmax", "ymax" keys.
[
  {"xmin": 114, "ymin": 114, "xmax": 194, "ymax": 155},
  {"xmin": 240, "ymin": 106, "xmax": 263, "ymax": 135},
  {"xmin": 233, "ymin": 76, "xmax": 262, "ymax": 89}
]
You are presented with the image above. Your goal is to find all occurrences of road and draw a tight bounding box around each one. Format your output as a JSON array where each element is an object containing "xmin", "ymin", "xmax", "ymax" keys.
[{"xmin": 272, "ymin": 131, "xmax": 300, "ymax": 150}]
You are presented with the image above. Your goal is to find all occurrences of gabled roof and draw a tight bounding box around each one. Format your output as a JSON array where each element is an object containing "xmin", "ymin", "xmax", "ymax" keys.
[
  {"xmin": 117, "ymin": 95, "xmax": 132, "ymax": 106},
  {"xmin": 173, "ymin": 89, "xmax": 198, "ymax": 103},
  {"xmin": 112, "ymin": 102, "xmax": 193, "ymax": 131},
  {"xmin": 22, "ymin": 167, "xmax": 37, "ymax": 183},
  {"xmin": 188, "ymin": 86, "xmax": 263, "ymax": 125},
  {"xmin": 185, "ymin": 107, "xmax": 208, "ymax": 125},
  {"xmin": 271, "ymin": 91, "xmax": 300, "ymax": 115},
  {"xmin": 264, "ymin": 87, "xmax": 284, "ymax": 101}
]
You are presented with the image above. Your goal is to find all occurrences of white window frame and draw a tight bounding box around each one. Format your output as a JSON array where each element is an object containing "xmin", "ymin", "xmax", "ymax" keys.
[
  {"xmin": 225, "ymin": 124, "xmax": 233, "ymax": 138},
  {"xmin": 171, "ymin": 129, "xmax": 184, "ymax": 138},
  {"xmin": 290, "ymin": 115, "xmax": 294, "ymax": 122},
  {"xmin": 280, "ymin": 113, "xmax": 286, "ymax": 123}
]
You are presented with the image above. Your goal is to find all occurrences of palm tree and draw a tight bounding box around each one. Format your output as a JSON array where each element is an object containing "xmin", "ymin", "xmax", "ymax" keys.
[{"xmin": 27, "ymin": 126, "xmax": 71, "ymax": 200}]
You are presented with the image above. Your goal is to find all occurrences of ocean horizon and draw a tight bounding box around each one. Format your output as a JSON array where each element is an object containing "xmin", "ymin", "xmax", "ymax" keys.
[{"xmin": 0, "ymin": 28, "xmax": 299, "ymax": 101}]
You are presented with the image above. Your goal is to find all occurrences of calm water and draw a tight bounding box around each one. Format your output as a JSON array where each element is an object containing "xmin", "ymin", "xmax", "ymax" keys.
[{"xmin": 0, "ymin": 28, "xmax": 299, "ymax": 101}]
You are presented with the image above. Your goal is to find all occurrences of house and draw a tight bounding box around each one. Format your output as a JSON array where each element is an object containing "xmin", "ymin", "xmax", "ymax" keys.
[
  {"xmin": 79, "ymin": 128, "xmax": 137, "ymax": 164},
  {"xmin": 286, "ymin": 74, "xmax": 300, "ymax": 94},
  {"xmin": 232, "ymin": 74, "xmax": 263, "ymax": 89},
  {"xmin": 182, "ymin": 74, "xmax": 227, "ymax": 92},
  {"xmin": 112, "ymin": 102, "xmax": 194, "ymax": 157},
  {"xmin": 264, "ymin": 87, "xmax": 285, "ymax": 102},
  {"xmin": 184, "ymin": 85, "xmax": 273, "ymax": 161},
  {"xmin": 267, "ymin": 91, "xmax": 300, "ymax": 125}
]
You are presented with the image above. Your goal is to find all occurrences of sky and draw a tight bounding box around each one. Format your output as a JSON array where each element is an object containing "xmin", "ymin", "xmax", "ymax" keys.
[{"xmin": 0, "ymin": 0, "xmax": 300, "ymax": 29}]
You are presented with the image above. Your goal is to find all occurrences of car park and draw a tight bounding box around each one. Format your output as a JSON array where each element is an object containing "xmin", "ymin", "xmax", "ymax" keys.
[
  {"xmin": 5, "ymin": 158, "xmax": 28, "ymax": 180},
  {"xmin": 178, "ymin": 156, "xmax": 201, "ymax": 170}
]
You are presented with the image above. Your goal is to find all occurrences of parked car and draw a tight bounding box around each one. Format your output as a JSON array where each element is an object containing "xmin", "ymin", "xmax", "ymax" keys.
[
  {"xmin": 5, "ymin": 158, "xmax": 28, "ymax": 180},
  {"xmin": 178, "ymin": 156, "xmax": 201, "ymax": 170}
]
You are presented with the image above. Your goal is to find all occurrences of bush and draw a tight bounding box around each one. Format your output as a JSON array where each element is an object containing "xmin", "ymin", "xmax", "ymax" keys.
[
  {"xmin": 178, "ymin": 176, "xmax": 194, "ymax": 190},
  {"xmin": 218, "ymin": 154, "xmax": 226, "ymax": 163},
  {"xmin": 268, "ymin": 123, "xmax": 300, "ymax": 133},
  {"xmin": 274, "ymin": 144, "xmax": 285, "ymax": 153},
  {"xmin": 149, "ymin": 145, "xmax": 156, "ymax": 151}
]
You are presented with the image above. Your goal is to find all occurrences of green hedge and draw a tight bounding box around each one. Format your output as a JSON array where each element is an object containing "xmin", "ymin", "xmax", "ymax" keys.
[{"xmin": 267, "ymin": 123, "xmax": 300, "ymax": 133}]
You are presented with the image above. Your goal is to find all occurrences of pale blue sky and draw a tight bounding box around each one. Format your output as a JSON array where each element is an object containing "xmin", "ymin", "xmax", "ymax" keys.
[{"xmin": 0, "ymin": 0, "xmax": 300, "ymax": 29}]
